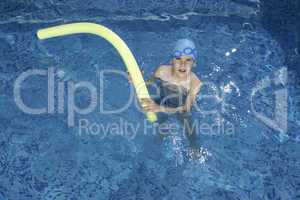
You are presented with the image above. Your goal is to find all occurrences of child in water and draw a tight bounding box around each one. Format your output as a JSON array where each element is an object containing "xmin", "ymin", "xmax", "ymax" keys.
[{"xmin": 129, "ymin": 39, "xmax": 202, "ymax": 150}]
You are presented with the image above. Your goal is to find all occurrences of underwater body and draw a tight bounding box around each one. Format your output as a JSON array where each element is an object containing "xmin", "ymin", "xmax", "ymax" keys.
[{"xmin": 0, "ymin": 0, "xmax": 299, "ymax": 199}]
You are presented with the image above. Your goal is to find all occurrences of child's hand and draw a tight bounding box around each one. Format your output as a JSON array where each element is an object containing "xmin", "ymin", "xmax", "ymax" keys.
[{"xmin": 140, "ymin": 98, "xmax": 161, "ymax": 113}]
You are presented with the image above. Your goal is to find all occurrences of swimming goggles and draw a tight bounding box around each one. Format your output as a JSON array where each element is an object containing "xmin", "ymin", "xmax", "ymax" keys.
[{"xmin": 173, "ymin": 47, "xmax": 197, "ymax": 60}]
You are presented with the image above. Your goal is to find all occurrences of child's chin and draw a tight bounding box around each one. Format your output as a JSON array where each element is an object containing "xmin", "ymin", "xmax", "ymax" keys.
[{"xmin": 177, "ymin": 72, "xmax": 187, "ymax": 77}]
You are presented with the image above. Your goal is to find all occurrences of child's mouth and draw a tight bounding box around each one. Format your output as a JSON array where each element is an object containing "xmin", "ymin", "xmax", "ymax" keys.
[{"xmin": 178, "ymin": 69, "xmax": 186, "ymax": 73}]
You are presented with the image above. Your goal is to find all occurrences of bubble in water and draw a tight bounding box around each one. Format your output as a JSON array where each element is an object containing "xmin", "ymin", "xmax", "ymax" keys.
[{"xmin": 186, "ymin": 147, "xmax": 211, "ymax": 164}]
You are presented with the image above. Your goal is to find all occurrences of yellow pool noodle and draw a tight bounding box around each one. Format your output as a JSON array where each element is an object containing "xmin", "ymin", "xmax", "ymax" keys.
[{"xmin": 37, "ymin": 22, "xmax": 157, "ymax": 122}]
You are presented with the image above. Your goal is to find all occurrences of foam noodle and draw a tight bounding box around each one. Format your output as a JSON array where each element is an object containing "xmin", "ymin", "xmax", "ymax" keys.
[{"xmin": 37, "ymin": 22, "xmax": 157, "ymax": 122}]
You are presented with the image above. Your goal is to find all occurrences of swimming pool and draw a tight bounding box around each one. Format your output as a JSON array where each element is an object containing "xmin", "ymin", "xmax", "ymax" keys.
[{"xmin": 0, "ymin": 0, "xmax": 299, "ymax": 199}]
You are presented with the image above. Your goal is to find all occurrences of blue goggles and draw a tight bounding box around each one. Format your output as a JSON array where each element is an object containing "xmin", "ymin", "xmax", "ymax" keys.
[{"xmin": 173, "ymin": 47, "xmax": 197, "ymax": 60}]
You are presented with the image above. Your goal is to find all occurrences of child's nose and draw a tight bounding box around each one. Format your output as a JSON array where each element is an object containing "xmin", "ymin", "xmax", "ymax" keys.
[{"xmin": 180, "ymin": 61, "xmax": 187, "ymax": 66}]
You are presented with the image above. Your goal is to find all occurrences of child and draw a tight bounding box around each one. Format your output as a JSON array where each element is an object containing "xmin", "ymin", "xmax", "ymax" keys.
[{"xmin": 129, "ymin": 39, "xmax": 202, "ymax": 150}]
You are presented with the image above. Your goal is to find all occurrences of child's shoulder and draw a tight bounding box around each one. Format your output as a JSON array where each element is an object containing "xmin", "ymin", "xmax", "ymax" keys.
[
  {"xmin": 154, "ymin": 65, "xmax": 171, "ymax": 78},
  {"xmin": 157, "ymin": 64, "xmax": 171, "ymax": 71}
]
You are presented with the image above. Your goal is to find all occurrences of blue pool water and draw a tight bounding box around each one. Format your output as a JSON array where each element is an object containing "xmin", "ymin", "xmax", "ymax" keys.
[{"xmin": 0, "ymin": 0, "xmax": 299, "ymax": 199}]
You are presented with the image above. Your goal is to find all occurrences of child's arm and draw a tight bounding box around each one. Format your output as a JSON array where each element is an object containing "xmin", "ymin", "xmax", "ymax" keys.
[
  {"xmin": 145, "ymin": 65, "xmax": 167, "ymax": 85},
  {"xmin": 181, "ymin": 78, "xmax": 202, "ymax": 112},
  {"xmin": 142, "ymin": 78, "xmax": 202, "ymax": 114}
]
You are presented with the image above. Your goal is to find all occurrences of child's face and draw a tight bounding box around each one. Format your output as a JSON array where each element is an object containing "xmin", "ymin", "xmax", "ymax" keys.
[{"xmin": 172, "ymin": 56, "xmax": 194, "ymax": 78}]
